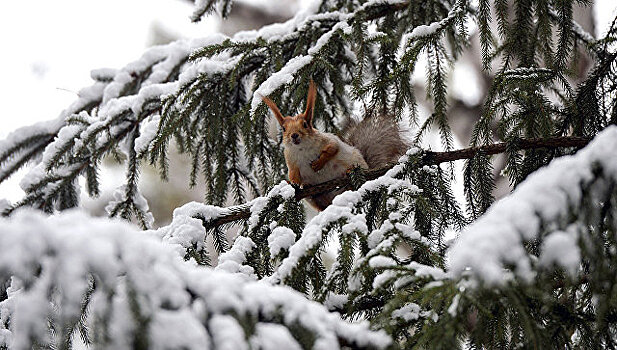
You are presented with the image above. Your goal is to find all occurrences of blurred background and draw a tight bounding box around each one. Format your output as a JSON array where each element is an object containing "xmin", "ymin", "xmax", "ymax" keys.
[{"xmin": 0, "ymin": 0, "xmax": 615, "ymax": 226}]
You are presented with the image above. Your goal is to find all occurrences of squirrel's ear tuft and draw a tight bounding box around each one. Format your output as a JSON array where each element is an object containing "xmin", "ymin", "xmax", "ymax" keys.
[
  {"xmin": 304, "ymin": 80, "xmax": 316, "ymax": 126},
  {"xmin": 262, "ymin": 96, "xmax": 286, "ymax": 128}
]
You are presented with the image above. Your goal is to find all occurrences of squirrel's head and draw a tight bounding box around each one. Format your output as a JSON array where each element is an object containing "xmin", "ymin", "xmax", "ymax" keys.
[{"xmin": 262, "ymin": 80, "xmax": 317, "ymax": 146}]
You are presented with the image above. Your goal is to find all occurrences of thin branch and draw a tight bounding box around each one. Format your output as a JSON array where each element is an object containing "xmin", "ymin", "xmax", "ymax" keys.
[
  {"xmin": 202, "ymin": 136, "xmax": 590, "ymax": 229},
  {"xmin": 425, "ymin": 136, "xmax": 590, "ymax": 163}
]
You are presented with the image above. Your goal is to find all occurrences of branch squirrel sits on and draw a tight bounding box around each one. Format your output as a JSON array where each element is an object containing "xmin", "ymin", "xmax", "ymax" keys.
[{"xmin": 262, "ymin": 80, "xmax": 408, "ymax": 210}]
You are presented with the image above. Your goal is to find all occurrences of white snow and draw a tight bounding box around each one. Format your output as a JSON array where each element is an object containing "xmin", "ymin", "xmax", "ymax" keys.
[
  {"xmin": 323, "ymin": 293, "xmax": 348, "ymax": 311},
  {"xmin": 232, "ymin": 0, "xmax": 322, "ymax": 44},
  {"xmin": 215, "ymin": 236, "xmax": 256, "ymax": 277},
  {"xmin": 209, "ymin": 315, "xmax": 248, "ymax": 350},
  {"xmin": 308, "ymin": 22, "xmax": 352, "ymax": 55},
  {"xmin": 105, "ymin": 184, "xmax": 155, "ymax": 228},
  {"xmin": 153, "ymin": 201, "xmax": 226, "ymax": 258},
  {"xmin": 397, "ymin": 2, "xmax": 463, "ymax": 59},
  {"xmin": 150, "ymin": 309, "xmax": 210, "ymax": 349},
  {"xmin": 408, "ymin": 262, "xmax": 447, "ymax": 280},
  {"xmin": 448, "ymin": 126, "xmax": 617, "ymax": 284},
  {"xmin": 395, "ymin": 222, "xmax": 423, "ymax": 242},
  {"xmin": 2, "ymin": 82, "xmax": 106, "ymax": 191},
  {"xmin": 14, "ymin": 35, "xmax": 236, "ymax": 202},
  {"xmin": 134, "ymin": 114, "xmax": 161, "ymax": 155},
  {"xmin": 0, "ymin": 199, "xmax": 10, "ymax": 213},
  {"xmin": 154, "ymin": 213, "xmax": 206, "ymax": 257},
  {"xmin": 250, "ymin": 55, "xmax": 313, "ymax": 113},
  {"xmin": 251, "ymin": 17, "xmax": 352, "ymax": 114},
  {"xmin": 248, "ymin": 181, "xmax": 296, "ymax": 230},
  {"xmin": 101, "ymin": 38, "xmax": 220, "ymax": 104},
  {"xmin": 268, "ymin": 227, "xmax": 296, "ymax": 257},
  {"xmin": 172, "ymin": 200, "xmax": 227, "ymax": 221},
  {"xmin": 250, "ymin": 323, "xmax": 302, "ymax": 350},
  {"xmin": 373, "ymin": 270, "xmax": 398, "ymax": 289},
  {"xmin": 392, "ymin": 303, "xmax": 421, "ymax": 321},
  {"xmin": 409, "ymin": 8, "xmax": 459, "ymax": 37},
  {"xmin": 0, "ymin": 209, "xmax": 391, "ymax": 349},
  {"xmin": 369, "ymin": 256, "xmax": 397, "ymax": 268},
  {"xmin": 447, "ymin": 294, "xmax": 461, "ymax": 316},
  {"xmin": 539, "ymin": 227, "xmax": 581, "ymax": 275},
  {"xmin": 368, "ymin": 220, "xmax": 393, "ymax": 249},
  {"xmin": 250, "ymin": 1, "xmax": 412, "ymax": 115}
]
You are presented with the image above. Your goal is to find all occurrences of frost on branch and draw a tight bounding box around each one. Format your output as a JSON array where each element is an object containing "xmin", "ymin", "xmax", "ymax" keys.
[{"xmin": 0, "ymin": 210, "xmax": 391, "ymax": 350}]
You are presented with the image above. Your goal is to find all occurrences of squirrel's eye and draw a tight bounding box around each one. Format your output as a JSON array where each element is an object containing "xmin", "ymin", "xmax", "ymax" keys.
[{"xmin": 303, "ymin": 121, "xmax": 308, "ymax": 128}]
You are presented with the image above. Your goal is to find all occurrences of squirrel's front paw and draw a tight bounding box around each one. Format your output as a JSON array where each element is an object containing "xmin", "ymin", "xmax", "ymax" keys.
[{"xmin": 311, "ymin": 159, "xmax": 324, "ymax": 172}]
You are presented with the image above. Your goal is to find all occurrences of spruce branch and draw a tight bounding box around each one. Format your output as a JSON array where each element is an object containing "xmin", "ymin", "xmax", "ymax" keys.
[
  {"xmin": 0, "ymin": 211, "xmax": 392, "ymax": 349},
  {"xmin": 0, "ymin": 0, "xmax": 615, "ymax": 347},
  {"xmin": 199, "ymin": 136, "xmax": 590, "ymax": 230}
]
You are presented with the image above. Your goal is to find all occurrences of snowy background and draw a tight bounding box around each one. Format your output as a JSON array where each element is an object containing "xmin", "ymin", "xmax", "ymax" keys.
[{"xmin": 0, "ymin": 0, "xmax": 615, "ymax": 204}]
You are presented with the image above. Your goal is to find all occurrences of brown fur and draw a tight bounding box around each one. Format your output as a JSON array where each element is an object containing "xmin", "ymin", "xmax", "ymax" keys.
[{"xmin": 262, "ymin": 81, "xmax": 322, "ymax": 185}]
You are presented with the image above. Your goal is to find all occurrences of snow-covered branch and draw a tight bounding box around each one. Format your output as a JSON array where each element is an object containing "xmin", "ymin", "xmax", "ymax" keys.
[
  {"xmin": 448, "ymin": 126, "xmax": 617, "ymax": 284},
  {"xmin": 0, "ymin": 210, "xmax": 391, "ymax": 349},
  {"xmin": 266, "ymin": 148, "xmax": 422, "ymax": 285},
  {"xmin": 170, "ymin": 136, "xmax": 590, "ymax": 233},
  {"xmin": 0, "ymin": 82, "xmax": 106, "ymax": 184}
]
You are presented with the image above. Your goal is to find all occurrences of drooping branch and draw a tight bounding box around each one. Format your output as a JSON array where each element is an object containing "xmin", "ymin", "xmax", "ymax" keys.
[{"xmin": 201, "ymin": 136, "xmax": 590, "ymax": 230}]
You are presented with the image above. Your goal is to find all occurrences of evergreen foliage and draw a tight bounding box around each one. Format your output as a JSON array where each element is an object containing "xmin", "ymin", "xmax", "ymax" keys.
[{"xmin": 0, "ymin": 0, "xmax": 616, "ymax": 348}]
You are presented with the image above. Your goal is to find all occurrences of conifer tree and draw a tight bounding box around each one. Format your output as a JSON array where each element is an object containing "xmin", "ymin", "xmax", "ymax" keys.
[{"xmin": 0, "ymin": 0, "xmax": 616, "ymax": 348}]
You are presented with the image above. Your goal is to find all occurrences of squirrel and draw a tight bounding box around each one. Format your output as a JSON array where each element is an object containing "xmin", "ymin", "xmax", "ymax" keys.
[{"xmin": 262, "ymin": 80, "xmax": 408, "ymax": 210}]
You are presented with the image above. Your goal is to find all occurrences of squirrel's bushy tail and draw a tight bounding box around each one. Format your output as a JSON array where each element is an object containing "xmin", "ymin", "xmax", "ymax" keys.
[
  {"xmin": 308, "ymin": 114, "xmax": 409, "ymax": 211},
  {"xmin": 341, "ymin": 114, "xmax": 409, "ymax": 169}
]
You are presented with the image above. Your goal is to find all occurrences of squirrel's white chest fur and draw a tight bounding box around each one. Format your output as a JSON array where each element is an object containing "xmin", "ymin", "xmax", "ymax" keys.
[{"xmin": 284, "ymin": 132, "xmax": 367, "ymax": 185}]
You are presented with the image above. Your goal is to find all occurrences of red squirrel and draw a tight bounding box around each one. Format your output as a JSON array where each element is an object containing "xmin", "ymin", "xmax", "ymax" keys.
[{"xmin": 262, "ymin": 80, "xmax": 408, "ymax": 210}]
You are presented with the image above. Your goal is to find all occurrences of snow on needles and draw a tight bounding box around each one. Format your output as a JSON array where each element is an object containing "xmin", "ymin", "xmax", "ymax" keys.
[
  {"xmin": 0, "ymin": 209, "xmax": 391, "ymax": 349},
  {"xmin": 250, "ymin": 55, "xmax": 313, "ymax": 113},
  {"xmin": 267, "ymin": 148, "xmax": 421, "ymax": 283},
  {"xmin": 396, "ymin": 1, "xmax": 463, "ymax": 59},
  {"xmin": 538, "ymin": 227, "xmax": 581, "ymax": 275},
  {"xmin": 0, "ymin": 82, "xmax": 105, "ymax": 184},
  {"xmin": 248, "ymin": 5, "xmax": 356, "ymax": 114},
  {"xmin": 105, "ymin": 184, "xmax": 155, "ymax": 228},
  {"xmin": 448, "ymin": 126, "xmax": 617, "ymax": 284},
  {"xmin": 248, "ymin": 181, "xmax": 296, "ymax": 230},
  {"xmin": 268, "ymin": 226, "xmax": 296, "ymax": 257},
  {"xmin": 15, "ymin": 36, "xmax": 231, "ymax": 193},
  {"xmin": 152, "ymin": 201, "xmax": 225, "ymax": 258},
  {"xmin": 215, "ymin": 236, "xmax": 257, "ymax": 277}
]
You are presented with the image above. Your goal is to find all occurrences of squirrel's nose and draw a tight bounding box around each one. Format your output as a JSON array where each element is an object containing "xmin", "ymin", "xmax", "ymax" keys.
[{"xmin": 291, "ymin": 133, "xmax": 299, "ymax": 139}]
